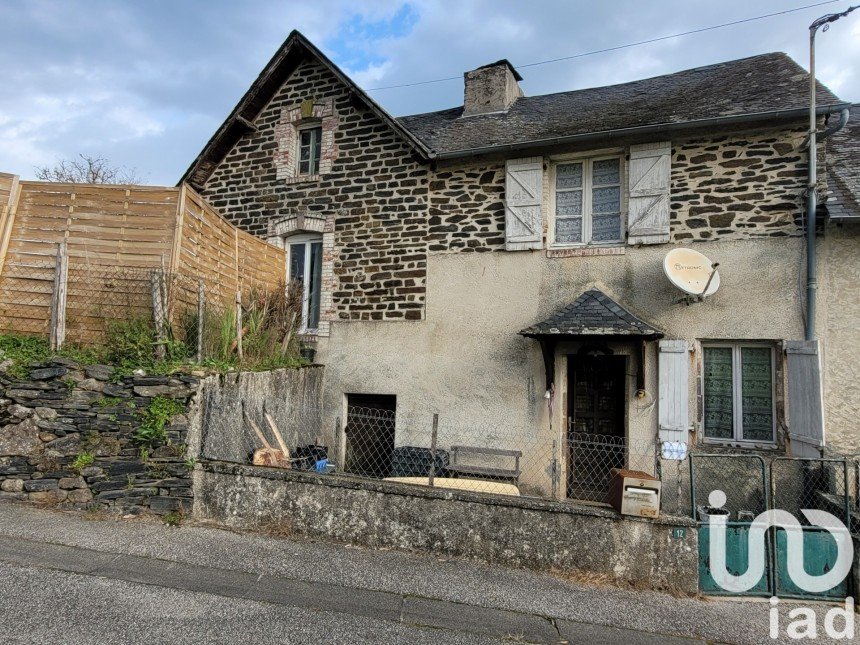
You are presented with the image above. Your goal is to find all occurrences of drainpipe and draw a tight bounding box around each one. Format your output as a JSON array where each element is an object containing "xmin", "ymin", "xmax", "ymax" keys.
[{"xmin": 806, "ymin": 6, "xmax": 857, "ymax": 341}]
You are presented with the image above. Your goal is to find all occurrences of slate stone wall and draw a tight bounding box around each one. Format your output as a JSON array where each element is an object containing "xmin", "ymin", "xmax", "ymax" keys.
[
  {"xmin": 426, "ymin": 125, "xmax": 816, "ymax": 253},
  {"xmin": 202, "ymin": 58, "xmax": 429, "ymax": 323},
  {"xmin": 670, "ymin": 125, "xmax": 817, "ymax": 242},
  {"xmin": 0, "ymin": 359, "xmax": 197, "ymax": 514}
]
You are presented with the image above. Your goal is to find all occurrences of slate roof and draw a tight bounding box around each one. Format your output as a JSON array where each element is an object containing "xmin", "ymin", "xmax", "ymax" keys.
[
  {"xmin": 398, "ymin": 53, "xmax": 846, "ymax": 157},
  {"xmin": 519, "ymin": 289, "xmax": 663, "ymax": 339},
  {"xmin": 827, "ymin": 104, "xmax": 860, "ymax": 222}
]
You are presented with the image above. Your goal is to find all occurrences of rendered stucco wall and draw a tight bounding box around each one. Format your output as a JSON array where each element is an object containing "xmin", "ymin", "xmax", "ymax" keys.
[
  {"xmin": 818, "ymin": 225, "xmax": 860, "ymax": 456},
  {"xmin": 316, "ymin": 237, "xmax": 809, "ymax": 497}
]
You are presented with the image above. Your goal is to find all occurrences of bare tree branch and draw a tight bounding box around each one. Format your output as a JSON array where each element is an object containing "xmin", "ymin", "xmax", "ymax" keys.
[{"xmin": 34, "ymin": 154, "xmax": 143, "ymax": 184}]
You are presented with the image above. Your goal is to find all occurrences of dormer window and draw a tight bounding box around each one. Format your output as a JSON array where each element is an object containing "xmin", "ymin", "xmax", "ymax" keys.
[{"xmin": 298, "ymin": 125, "xmax": 322, "ymax": 175}]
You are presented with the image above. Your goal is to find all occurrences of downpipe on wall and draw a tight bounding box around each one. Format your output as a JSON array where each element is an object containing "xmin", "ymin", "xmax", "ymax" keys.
[{"xmin": 805, "ymin": 6, "xmax": 856, "ymax": 341}]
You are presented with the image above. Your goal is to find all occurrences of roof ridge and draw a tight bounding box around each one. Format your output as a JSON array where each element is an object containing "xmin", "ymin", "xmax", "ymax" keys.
[{"xmin": 398, "ymin": 52, "xmax": 799, "ymax": 121}]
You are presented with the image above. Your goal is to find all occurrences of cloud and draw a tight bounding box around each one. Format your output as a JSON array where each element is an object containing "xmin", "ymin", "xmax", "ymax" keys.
[{"xmin": 0, "ymin": 0, "xmax": 857, "ymax": 184}]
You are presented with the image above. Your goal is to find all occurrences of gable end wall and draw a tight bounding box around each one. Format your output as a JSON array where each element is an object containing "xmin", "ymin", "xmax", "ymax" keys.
[{"xmin": 202, "ymin": 58, "xmax": 429, "ymax": 322}]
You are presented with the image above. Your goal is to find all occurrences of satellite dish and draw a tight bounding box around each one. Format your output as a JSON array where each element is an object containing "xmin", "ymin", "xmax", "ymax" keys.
[{"xmin": 664, "ymin": 248, "xmax": 720, "ymax": 301}]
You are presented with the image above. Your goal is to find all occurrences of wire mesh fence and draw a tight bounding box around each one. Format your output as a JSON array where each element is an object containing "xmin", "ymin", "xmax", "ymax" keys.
[
  {"xmin": 771, "ymin": 457, "xmax": 852, "ymax": 527},
  {"xmin": 0, "ymin": 255, "xmax": 304, "ymax": 368},
  {"xmin": 690, "ymin": 453, "xmax": 769, "ymax": 521}
]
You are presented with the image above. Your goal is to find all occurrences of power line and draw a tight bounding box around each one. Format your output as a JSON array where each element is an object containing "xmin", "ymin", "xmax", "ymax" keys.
[{"xmin": 366, "ymin": 0, "xmax": 843, "ymax": 92}]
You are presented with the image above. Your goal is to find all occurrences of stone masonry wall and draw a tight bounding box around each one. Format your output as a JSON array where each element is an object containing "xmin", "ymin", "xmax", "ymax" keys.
[
  {"xmin": 670, "ymin": 125, "xmax": 814, "ymax": 242},
  {"xmin": 426, "ymin": 125, "xmax": 816, "ymax": 253},
  {"xmin": 202, "ymin": 58, "xmax": 429, "ymax": 322},
  {"xmin": 0, "ymin": 359, "xmax": 197, "ymax": 514}
]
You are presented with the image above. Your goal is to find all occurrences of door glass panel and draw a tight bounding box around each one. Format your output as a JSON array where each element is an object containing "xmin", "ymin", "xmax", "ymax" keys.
[
  {"xmin": 703, "ymin": 347, "xmax": 733, "ymax": 439},
  {"xmin": 289, "ymin": 243, "xmax": 306, "ymax": 283},
  {"xmin": 740, "ymin": 347, "xmax": 773, "ymax": 441},
  {"xmin": 307, "ymin": 242, "xmax": 323, "ymax": 329}
]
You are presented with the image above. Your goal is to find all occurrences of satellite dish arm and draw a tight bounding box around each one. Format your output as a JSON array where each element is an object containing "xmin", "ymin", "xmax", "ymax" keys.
[{"xmin": 699, "ymin": 262, "xmax": 720, "ymax": 299}]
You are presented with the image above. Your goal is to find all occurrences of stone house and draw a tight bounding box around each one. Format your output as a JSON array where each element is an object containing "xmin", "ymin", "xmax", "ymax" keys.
[{"xmin": 182, "ymin": 31, "xmax": 859, "ymax": 500}]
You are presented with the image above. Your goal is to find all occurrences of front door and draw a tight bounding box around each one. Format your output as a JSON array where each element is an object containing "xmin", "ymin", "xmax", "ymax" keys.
[{"xmin": 567, "ymin": 354, "xmax": 626, "ymax": 501}]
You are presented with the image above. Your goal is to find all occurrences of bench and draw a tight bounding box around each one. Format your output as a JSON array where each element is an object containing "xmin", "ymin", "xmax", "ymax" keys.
[{"xmin": 448, "ymin": 445, "xmax": 522, "ymax": 481}]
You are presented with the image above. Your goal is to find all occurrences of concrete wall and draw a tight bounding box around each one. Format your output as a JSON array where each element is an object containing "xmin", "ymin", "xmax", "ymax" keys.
[
  {"xmin": 316, "ymin": 236, "xmax": 805, "ymax": 497},
  {"xmin": 192, "ymin": 366, "xmax": 325, "ymax": 464},
  {"xmin": 194, "ymin": 461, "xmax": 699, "ymax": 593}
]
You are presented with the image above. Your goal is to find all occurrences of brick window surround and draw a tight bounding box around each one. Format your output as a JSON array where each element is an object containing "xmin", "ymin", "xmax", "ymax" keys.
[
  {"xmin": 268, "ymin": 211, "xmax": 336, "ymax": 337},
  {"xmin": 274, "ymin": 99, "xmax": 338, "ymax": 183}
]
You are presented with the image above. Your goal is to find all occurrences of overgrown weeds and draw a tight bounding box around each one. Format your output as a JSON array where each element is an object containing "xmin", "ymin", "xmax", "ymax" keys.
[
  {"xmin": 0, "ymin": 281, "xmax": 308, "ymax": 378},
  {"xmin": 133, "ymin": 396, "xmax": 184, "ymax": 448}
]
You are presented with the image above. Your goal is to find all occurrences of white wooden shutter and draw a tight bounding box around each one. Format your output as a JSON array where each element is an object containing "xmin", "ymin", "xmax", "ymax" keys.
[
  {"xmin": 659, "ymin": 340, "xmax": 689, "ymax": 444},
  {"xmin": 785, "ymin": 340, "xmax": 825, "ymax": 458},
  {"xmin": 504, "ymin": 157, "xmax": 543, "ymax": 251},
  {"xmin": 628, "ymin": 142, "xmax": 671, "ymax": 245}
]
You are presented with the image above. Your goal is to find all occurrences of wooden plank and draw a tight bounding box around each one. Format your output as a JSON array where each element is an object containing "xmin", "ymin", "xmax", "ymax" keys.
[
  {"xmin": 0, "ymin": 174, "xmax": 21, "ymax": 279},
  {"xmin": 50, "ymin": 242, "xmax": 68, "ymax": 350},
  {"xmin": 785, "ymin": 340, "xmax": 825, "ymax": 457},
  {"xmin": 168, "ymin": 184, "xmax": 187, "ymax": 274}
]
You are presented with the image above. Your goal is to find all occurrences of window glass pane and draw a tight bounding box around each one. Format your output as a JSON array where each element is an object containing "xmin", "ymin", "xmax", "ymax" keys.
[
  {"xmin": 289, "ymin": 243, "xmax": 306, "ymax": 283},
  {"xmin": 310, "ymin": 127, "xmax": 322, "ymax": 174},
  {"xmin": 556, "ymin": 189, "xmax": 583, "ymax": 217},
  {"xmin": 592, "ymin": 186, "xmax": 620, "ymax": 214},
  {"xmin": 555, "ymin": 218, "xmax": 582, "ymax": 244},
  {"xmin": 703, "ymin": 347, "xmax": 734, "ymax": 439},
  {"xmin": 741, "ymin": 347, "xmax": 773, "ymax": 441},
  {"xmin": 556, "ymin": 163, "xmax": 583, "ymax": 190},
  {"xmin": 307, "ymin": 242, "xmax": 323, "ymax": 329},
  {"xmin": 300, "ymin": 130, "xmax": 312, "ymax": 147},
  {"xmin": 592, "ymin": 214, "xmax": 621, "ymax": 242},
  {"xmin": 592, "ymin": 158, "xmax": 620, "ymax": 185}
]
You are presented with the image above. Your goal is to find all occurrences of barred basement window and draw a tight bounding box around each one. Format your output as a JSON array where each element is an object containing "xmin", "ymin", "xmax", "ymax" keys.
[
  {"xmin": 702, "ymin": 343, "xmax": 775, "ymax": 444},
  {"xmin": 551, "ymin": 156, "xmax": 623, "ymax": 246},
  {"xmin": 298, "ymin": 125, "xmax": 322, "ymax": 175}
]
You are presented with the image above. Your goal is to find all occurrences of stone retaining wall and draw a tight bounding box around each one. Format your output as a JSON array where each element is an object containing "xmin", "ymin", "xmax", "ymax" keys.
[
  {"xmin": 195, "ymin": 461, "xmax": 699, "ymax": 593},
  {"xmin": 0, "ymin": 359, "xmax": 199, "ymax": 514}
]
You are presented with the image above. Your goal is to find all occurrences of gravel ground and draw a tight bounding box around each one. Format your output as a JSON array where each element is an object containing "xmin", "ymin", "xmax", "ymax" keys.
[{"xmin": 0, "ymin": 502, "xmax": 850, "ymax": 644}]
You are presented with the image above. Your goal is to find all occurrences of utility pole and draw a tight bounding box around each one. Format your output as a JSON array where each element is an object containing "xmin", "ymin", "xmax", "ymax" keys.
[{"xmin": 805, "ymin": 5, "xmax": 857, "ymax": 341}]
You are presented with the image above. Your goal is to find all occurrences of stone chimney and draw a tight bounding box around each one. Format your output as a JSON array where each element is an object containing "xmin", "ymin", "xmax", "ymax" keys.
[{"xmin": 462, "ymin": 60, "xmax": 523, "ymax": 117}]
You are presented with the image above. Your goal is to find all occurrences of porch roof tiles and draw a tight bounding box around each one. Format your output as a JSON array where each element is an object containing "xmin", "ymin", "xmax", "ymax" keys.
[{"xmin": 519, "ymin": 289, "xmax": 663, "ymax": 339}]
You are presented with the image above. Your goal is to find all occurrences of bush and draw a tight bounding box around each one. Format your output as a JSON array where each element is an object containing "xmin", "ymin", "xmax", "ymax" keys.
[
  {"xmin": 104, "ymin": 317, "xmax": 156, "ymax": 368},
  {"xmin": 133, "ymin": 396, "xmax": 185, "ymax": 447}
]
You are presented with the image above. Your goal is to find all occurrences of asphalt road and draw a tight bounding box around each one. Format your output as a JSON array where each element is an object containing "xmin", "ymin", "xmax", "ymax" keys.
[{"xmin": 0, "ymin": 503, "xmax": 843, "ymax": 644}]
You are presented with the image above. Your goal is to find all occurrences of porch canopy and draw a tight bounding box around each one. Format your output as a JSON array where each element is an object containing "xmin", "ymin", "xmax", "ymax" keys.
[{"xmin": 519, "ymin": 288, "xmax": 664, "ymax": 390}]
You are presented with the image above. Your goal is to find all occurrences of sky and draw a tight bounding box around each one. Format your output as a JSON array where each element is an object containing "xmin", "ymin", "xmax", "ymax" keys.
[{"xmin": 0, "ymin": 0, "xmax": 858, "ymax": 185}]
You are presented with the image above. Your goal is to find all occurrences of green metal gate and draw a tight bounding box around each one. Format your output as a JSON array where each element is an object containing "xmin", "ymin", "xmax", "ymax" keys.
[{"xmin": 691, "ymin": 454, "xmax": 853, "ymax": 600}]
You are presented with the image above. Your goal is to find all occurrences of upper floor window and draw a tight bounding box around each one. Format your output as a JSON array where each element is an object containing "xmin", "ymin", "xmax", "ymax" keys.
[
  {"xmin": 298, "ymin": 125, "xmax": 322, "ymax": 175},
  {"xmin": 702, "ymin": 343, "xmax": 775, "ymax": 444},
  {"xmin": 288, "ymin": 233, "xmax": 323, "ymax": 331},
  {"xmin": 552, "ymin": 156, "xmax": 623, "ymax": 246}
]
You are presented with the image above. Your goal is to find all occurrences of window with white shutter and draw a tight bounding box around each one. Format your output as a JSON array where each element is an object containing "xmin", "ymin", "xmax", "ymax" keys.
[
  {"xmin": 549, "ymin": 155, "xmax": 624, "ymax": 247},
  {"xmin": 504, "ymin": 157, "xmax": 543, "ymax": 250},
  {"xmin": 628, "ymin": 142, "xmax": 671, "ymax": 245},
  {"xmin": 658, "ymin": 340, "xmax": 689, "ymax": 444}
]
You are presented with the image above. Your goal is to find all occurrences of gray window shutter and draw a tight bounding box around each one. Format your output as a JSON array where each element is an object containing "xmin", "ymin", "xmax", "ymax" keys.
[
  {"xmin": 658, "ymin": 340, "xmax": 689, "ymax": 444},
  {"xmin": 784, "ymin": 340, "xmax": 825, "ymax": 457},
  {"xmin": 628, "ymin": 142, "xmax": 671, "ymax": 245},
  {"xmin": 504, "ymin": 157, "xmax": 543, "ymax": 250}
]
